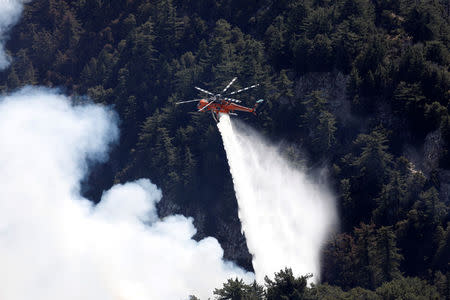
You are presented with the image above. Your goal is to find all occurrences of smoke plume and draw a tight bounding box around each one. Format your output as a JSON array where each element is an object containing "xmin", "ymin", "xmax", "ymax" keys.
[
  {"xmin": 217, "ymin": 114, "xmax": 337, "ymax": 282},
  {"xmin": 0, "ymin": 0, "xmax": 27, "ymax": 69},
  {"xmin": 0, "ymin": 87, "xmax": 253, "ymax": 300}
]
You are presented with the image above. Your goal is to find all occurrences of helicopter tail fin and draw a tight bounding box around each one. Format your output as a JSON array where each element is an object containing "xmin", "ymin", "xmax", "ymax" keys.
[{"xmin": 252, "ymin": 99, "xmax": 264, "ymax": 115}]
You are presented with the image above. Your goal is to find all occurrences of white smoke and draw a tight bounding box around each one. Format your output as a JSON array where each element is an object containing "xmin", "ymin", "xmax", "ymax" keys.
[
  {"xmin": 217, "ymin": 114, "xmax": 337, "ymax": 282},
  {"xmin": 0, "ymin": 0, "xmax": 27, "ymax": 69},
  {"xmin": 0, "ymin": 87, "xmax": 253, "ymax": 300}
]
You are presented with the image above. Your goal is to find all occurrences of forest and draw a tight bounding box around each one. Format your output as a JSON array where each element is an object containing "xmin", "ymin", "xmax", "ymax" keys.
[{"xmin": 1, "ymin": 0, "xmax": 449, "ymax": 298}]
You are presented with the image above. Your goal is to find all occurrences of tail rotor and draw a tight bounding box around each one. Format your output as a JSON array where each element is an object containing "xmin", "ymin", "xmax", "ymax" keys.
[{"xmin": 252, "ymin": 99, "xmax": 264, "ymax": 115}]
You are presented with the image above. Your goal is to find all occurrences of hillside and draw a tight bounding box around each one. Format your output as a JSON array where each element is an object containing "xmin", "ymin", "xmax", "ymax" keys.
[{"xmin": 2, "ymin": 0, "xmax": 449, "ymax": 297}]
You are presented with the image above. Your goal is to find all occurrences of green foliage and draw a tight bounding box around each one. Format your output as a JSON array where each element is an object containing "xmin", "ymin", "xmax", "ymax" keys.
[
  {"xmin": 404, "ymin": 3, "xmax": 442, "ymax": 43},
  {"xmin": 323, "ymin": 224, "xmax": 403, "ymax": 290},
  {"xmin": 425, "ymin": 41, "xmax": 450, "ymax": 66},
  {"xmin": 300, "ymin": 91, "xmax": 337, "ymax": 156},
  {"xmin": 373, "ymin": 226, "xmax": 403, "ymax": 283},
  {"xmin": 265, "ymin": 268, "xmax": 311, "ymax": 300},
  {"xmin": 375, "ymin": 277, "xmax": 440, "ymax": 300},
  {"xmin": 2, "ymin": 0, "xmax": 450, "ymax": 294},
  {"xmin": 393, "ymin": 81, "xmax": 426, "ymax": 117},
  {"xmin": 214, "ymin": 278, "xmax": 264, "ymax": 300},
  {"xmin": 212, "ymin": 271, "xmax": 442, "ymax": 300},
  {"xmin": 309, "ymin": 283, "xmax": 380, "ymax": 299},
  {"xmin": 321, "ymin": 233, "xmax": 358, "ymax": 289}
]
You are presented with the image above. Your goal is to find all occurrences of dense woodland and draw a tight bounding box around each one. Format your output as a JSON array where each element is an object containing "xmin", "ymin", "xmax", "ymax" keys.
[{"xmin": 1, "ymin": 0, "xmax": 450, "ymax": 298}]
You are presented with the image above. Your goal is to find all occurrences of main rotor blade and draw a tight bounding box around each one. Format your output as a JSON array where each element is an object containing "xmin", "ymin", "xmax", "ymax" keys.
[
  {"xmin": 224, "ymin": 97, "xmax": 241, "ymax": 103},
  {"xmin": 175, "ymin": 99, "xmax": 203, "ymax": 105},
  {"xmin": 227, "ymin": 84, "xmax": 260, "ymax": 95},
  {"xmin": 222, "ymin": 77, "xmax": 237, "ymax": 93},
  {"xmin": 195, "ymin": 86, "xmax": 214, "ymax": 96},
  {"xmin": 198, "ymin": 100, "xmax": 215, "ymax": 112}
]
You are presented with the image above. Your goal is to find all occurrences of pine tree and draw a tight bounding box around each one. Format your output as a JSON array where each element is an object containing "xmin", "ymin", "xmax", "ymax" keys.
[
  {"xmin": 373, "ymin": 226, "xmax": 403, "ymax": 284},
  {"xmin": 373, "ymin": 171, "xmax": 405, "ymax": 226},
  {"xmin": 308, "ymin": 34, "xmax": 333, "ymax": 71},
  {"xmin": 182, "ymin": 146, "xmax": 197, "ymax": 189},
  {"xmin": 340, "ymin": 0, "xmax": 374, "ymax": 21},
  {"xmin": 340, "ymin": 178, "xmax": 355, "ymax": 229},
  {"xmin": 351, "ymin": 126, "xmax": 393, "ymax": 221},
  {"xmin": 353, "ymin": 126, "xmax": 392, "ymax": 187},
  {"xmin": 60, "ymin": 10, "xmax": 83, "ymax": 49},
  {"xmin": 154, "ymin": 0, "xmax": 182, "ymax": 55},
  {"xmin": 397, "ymin": 187, "xmax": 446, "ymax": 276},
  {"xmin": 264, "ymin": 15, "xmax": 288, "ymax": 68},
  {"xmin": 214, "ymin": 278, "xmax": 264, "ymax": 300},
  {"xmin": 433, "ymin": 224, "xmax": 450, "ymax": 274},
  {"xmin": 300, "ymin": 91, "xmax": 337, "ymax": 156},
  {"xmin": 375, "ymin": 277, "xmax": 441, "ymax": 299},
  {"xmin": 321, "ymin": 233, "xmax": 358, "ymax": 289},
  {"xmin": 265, "ymin": 268, "xmax": 311, "ymax": 300},
  {"xmin": 80, "ymin": 57, "xmax": 98, "ymax": 87},
  {"xmin": 245, "ymin": 281, "xmax": 265, "ymax": 300},
  {"xmin": 354, "ymin": 223, "xmax": 377, "ymax": 289},
  {"xmin": 404, "ymin": 4, "xmax": 440, "ymax": 42},
  {"xmin": 393, "ymin": 81, "xmax": 426, "ymax": 123},
  {"xmin": 398, "ymin": 46, "xmax": 426, "ymax": 84}
]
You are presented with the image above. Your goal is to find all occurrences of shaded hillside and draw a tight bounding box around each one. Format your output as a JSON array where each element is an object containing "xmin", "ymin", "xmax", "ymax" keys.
[{"xmin": 2, "ymin": 0, "xmax": 449, "ymax": 295}]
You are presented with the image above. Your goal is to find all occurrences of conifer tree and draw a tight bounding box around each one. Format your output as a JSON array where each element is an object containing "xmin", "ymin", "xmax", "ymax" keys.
[
  {"xmin": 265, "ymin": 268, "xmax": 311, "ymax": 300},
  {"xmin": 354, "ymin": 223, "xmax": 377, "ymax": 289},
  {"xmin": 373, "ymin": 226, "xmax": 403, "ymax": 284},
  {"xmin": 300, "ymin": 91, "xmax": 337, "ymax": 156}
]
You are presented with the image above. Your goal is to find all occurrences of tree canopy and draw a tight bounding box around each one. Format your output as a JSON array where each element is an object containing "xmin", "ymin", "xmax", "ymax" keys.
[{"xmin": 2, "ymin": 0, "xmax": 449, "ymax": 298}]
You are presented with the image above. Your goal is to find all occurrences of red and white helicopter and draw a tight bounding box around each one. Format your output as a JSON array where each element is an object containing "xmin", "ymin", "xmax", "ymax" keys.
[{"xmin": 176, "ymin": 77, "xmax": 264, "ymax": 122}]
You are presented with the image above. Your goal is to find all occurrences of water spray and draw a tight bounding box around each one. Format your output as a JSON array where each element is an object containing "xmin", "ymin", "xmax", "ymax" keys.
[{"xmin": 217, "ymin": 114, "xmax": 337, "ymax": 282}]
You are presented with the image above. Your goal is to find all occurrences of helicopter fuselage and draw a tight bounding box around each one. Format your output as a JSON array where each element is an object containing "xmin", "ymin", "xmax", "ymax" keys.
[{"xmin": 197, "ymin": 99, "xmax": 255, "ymax": 115}]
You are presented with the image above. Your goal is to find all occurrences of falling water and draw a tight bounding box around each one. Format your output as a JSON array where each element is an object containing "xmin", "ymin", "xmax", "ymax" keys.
[{"xmin": 217, "ymin": 114, "xmax": 337, "ymax": 282}]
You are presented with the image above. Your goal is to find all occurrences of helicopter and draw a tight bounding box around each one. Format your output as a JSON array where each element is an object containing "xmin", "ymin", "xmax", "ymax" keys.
[{"xmin": 175, "ymin": 77, "xmax": 264, "ymax": 122}]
